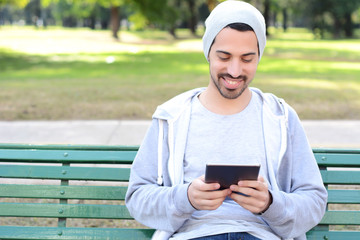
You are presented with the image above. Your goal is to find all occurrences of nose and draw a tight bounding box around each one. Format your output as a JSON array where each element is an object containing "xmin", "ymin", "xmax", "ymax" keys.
[{"xmin": 227, "ymin": 59, "xmax": 243, "ymax": 78}]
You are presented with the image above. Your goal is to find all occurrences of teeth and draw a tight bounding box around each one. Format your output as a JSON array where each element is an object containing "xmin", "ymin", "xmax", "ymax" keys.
[{"xmin": 226, "ymin": 79, "xmax": 237, "ymax": 85}]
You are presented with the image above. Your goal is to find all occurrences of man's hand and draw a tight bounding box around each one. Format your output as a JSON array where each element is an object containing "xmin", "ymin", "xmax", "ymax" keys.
[
  {"xmin": 187, "ymin": 175, "xmax": 231, "ymax": 210},
  {"xmin": 229, "ymin": 176, "xmax": 272, "ymax": 214}
]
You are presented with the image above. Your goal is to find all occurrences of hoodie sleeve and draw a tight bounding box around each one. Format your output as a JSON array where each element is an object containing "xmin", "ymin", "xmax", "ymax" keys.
[
  {"xmin": 260, "ymin": 105, "xmax": 328, "ymax": 239},
  {"xmin": 125, "ymin": 119, "xmax": 196, "ymax": 232}
]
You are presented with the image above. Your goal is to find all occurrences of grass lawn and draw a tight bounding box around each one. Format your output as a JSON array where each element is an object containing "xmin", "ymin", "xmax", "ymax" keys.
[{"xmin": 0, "ymin": 26, "xmax": 360, "ymax": 120}]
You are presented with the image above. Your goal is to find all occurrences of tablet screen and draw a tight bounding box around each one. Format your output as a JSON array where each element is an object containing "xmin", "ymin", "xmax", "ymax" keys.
[{"xmin": 205, "ymin": 164, "xmax": 260, "ymax": 189}]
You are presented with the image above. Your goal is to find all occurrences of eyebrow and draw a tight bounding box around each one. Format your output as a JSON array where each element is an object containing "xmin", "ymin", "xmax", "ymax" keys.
[{"xmin": 216, "ymin": 50, "xmax": 257, "ymax": 57}]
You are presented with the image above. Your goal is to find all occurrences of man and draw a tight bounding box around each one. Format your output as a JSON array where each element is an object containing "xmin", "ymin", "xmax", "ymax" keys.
[{"xmin": 125, "ymin": 1, "xmax": 327, "ymax": 239}]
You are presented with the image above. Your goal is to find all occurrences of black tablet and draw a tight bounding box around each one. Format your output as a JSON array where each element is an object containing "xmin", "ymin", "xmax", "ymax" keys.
[{"xmin": 205, "ymin": 164, "xmax": 260, "ymax": 189}]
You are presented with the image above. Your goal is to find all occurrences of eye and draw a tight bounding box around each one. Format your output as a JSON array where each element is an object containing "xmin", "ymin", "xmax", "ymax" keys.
[
  {"xmin": 242, "ymin": 58, "xmax": 253, "ymax": 63},
  {"xmin": 219, "ymin": 56, "xmax": 230, "ymax": 61},
  {"xmin": 216, "ymin": 52, "xmax": 230, "ymax": 61}
]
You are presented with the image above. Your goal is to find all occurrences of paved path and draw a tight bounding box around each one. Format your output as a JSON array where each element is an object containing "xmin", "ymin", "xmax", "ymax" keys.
[{"xmin": 0, "ymin": 120, "xmax": 359, "ymax": 148}]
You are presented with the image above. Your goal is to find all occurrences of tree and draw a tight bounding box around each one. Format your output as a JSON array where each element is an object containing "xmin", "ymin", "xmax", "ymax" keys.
[
  {"xmin": 328, "ymin": 0, "xmax": 360, "ymax": 38},
  {"xmin": 271, "ymin": 0, "xmax": 304, "ymax": 32},
  {"xmin": 95, "ymin": 0, "xmax": 125, "ymax": 39},
  {"xmin": 306, "ymin": 0, "xmax": 360, "ymax": 38},
  {"xmin": 131, "ymin": 0, "xmax": 180, "ymax": 38},
  {"xmin": 185, "ymin": 0, "xmax": 197, "ymax": 35},
  {"xmin": 263, "ymin": 0, "xmax": 270, "ymax": 35}
]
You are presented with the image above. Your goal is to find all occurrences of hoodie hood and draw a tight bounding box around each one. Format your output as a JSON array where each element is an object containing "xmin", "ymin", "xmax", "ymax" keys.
[
  {"xmin": 153, "ymin": 88, "xmax": 206, "ymax": 121},
  {"xmin": 153, "ymin": 87, "xmax": 286, "ymax": 121}
]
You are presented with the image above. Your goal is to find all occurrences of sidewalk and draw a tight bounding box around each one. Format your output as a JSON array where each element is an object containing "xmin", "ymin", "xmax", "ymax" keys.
[{"xmin": 0, "ymin": 120, "xmax": 359, "ymax": 148}]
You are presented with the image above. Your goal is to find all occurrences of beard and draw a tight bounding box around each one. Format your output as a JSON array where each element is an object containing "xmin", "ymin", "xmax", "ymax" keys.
[{"xmin": 210, "ymin": 72, "xmax": 249, "ymax": 100}]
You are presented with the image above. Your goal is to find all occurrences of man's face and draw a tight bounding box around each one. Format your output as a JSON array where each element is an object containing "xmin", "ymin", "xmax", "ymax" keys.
[{"xmin": 208, "ymin": 27, "xmax": 259, "ymax": 100}]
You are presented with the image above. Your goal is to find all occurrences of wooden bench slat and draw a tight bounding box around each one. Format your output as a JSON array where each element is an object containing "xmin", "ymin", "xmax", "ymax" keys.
[
  {"xmin": 315, "ymin": 153, "xmax": 360, "ymax": 167},
  {"xmin": 0, "ymin": 226, "xmax": 155, "ymax": 240},
  {"xmin": 0, "ymin": 145, "xmax": 359, "ymax": 239},
  {"xmin": 0, "ymin": 149, "xmax": 137, "ymax": 164},
  {"xmin": 328, "ymin": 189, "xmax": 360, "ymax": 204},
  {"xmin": 0, "ymin": 165, "xmax": 130, "ymax": 181},
  {"xmin": 313, "ymin": 149, "xmax": 360, "ymax": 154},
  {"xmin": 320, "ymin": 211, "xmax": 360, "ymax": 225},
  {"xmin": 306, "ymin": 230, "xmax": 360, "ymax": 240},
  {"xmin": 320, "ymin": 170, "xmax": 360, "ymax": 184},
  {"xmin": 0, "ymin": 184, "xmax": 127, "ymax": 200},
  {"xmin": 0, "ymin": 203, "xmax": 132, "ymax": 219},
  {"xmin": 0, "ymin": 143, "xmax": 139, "ymax": 151}
]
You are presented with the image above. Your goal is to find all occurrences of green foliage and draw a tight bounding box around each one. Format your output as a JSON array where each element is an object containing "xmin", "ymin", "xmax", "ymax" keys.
[
  {"xmin": 128, "ymin": 11, "xmax": 147, "ymax": 30},
  {"xmin": 0, "ymin": 0, "xmax": 29, "ymax": 7},
  {"xmin": 54, "ymin": 0, "xmax": 94, "ymax": 19},
  {"xmin": 131, "ymin": 0, "xmax": 179, "ymax": 31},
  {"xmin": 96, "ymin": 0, "xmax": 125, "ymax": 8},
  {"xmin": 305, "ymin": 0, "xmax": 360, "ymax": 38},
  {"xmin": 40, "ymin": 0, "xmax": 53, "ymax": 8}
]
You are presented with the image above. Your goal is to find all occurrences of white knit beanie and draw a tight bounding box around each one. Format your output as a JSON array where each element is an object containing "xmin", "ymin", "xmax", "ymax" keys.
[{"xmin": 202, "ymin": 0, "xmax": 266, "ymax": 61}]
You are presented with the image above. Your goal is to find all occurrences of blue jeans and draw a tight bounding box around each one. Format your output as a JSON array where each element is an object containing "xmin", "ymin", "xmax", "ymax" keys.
[{"xmin": 190, "ymin": 232, "xmax": 261, "ymax": 240}]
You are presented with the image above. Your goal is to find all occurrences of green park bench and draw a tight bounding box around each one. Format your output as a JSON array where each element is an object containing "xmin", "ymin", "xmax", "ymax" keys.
[{"xmin": 0, "ymin": 144, "xmax": 359, "ymax": 240}]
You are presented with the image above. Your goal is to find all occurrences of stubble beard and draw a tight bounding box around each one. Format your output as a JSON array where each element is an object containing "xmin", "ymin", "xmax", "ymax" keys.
[{"xmin": 211, "ymin": 72, "xmax": 249, "ymax": 100}]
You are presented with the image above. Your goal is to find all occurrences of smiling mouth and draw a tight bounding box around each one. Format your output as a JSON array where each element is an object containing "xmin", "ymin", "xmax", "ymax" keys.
[
  {"xmin": 225, "ymin": 79, "xmax": 240, "ymax": 85},
  {"xmin": 222, "ymin": 77, "xmax": 243, "ymax": 89}
]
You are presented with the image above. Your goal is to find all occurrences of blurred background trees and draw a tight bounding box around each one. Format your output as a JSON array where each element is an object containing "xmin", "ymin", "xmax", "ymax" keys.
[{"xmin": 0, "ymin": 0, "xmax": 359, "ymax": 39}]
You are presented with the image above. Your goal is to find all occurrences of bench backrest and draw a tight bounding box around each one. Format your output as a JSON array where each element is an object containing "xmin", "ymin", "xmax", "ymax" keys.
[
  {"xmin": 0, "ymin": 144, "xmax": 154, "ymax": 240},
  {"xmin": 307, "ymin": 149, "xmax": 360, "ymax": 240},
  {"xmin": 0, "ymin": 144, "xmax": 359, "ymax": 239}
]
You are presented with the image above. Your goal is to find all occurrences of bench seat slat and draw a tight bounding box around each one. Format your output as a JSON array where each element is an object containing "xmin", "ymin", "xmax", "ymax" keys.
[
  {"xmin": 320, "ymin": 170, "xmax": 360, "ymax": 184},
  {"xmin": 0, "ymin": 184, "xmax": 127, "ymax": 200},
  {"xmin": 0, "ymin": 226, "xmax": 155, "ymax": 240},
  {"xmin": 0, "ymin": 203, "xmax": 132, "ymax": 219},
  {"xmin": 306, "ymin": 230, "xmax": 360, "ymax": 240},
  {"xmin": 0, "ymin": 149, "xmax": 137, "ymax": 164},
  {"xmin": 328, "ymin": 189, "xmax": 360, "ymax": 204},
  {"xmin": 320, "ymin": 211, "xmax": 360, "ymax": 225},
  {"xmin": 0, "ymin": 165, "xmax": 130, "ymax": 181}
]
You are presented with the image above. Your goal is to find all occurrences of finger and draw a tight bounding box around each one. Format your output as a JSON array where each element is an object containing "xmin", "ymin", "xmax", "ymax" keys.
[
  {"xmin": 200, "ymin": 175, "xmax": 222, "ymax": 191},
  {"xmin": 193, "ymin": 176, "xmax": 220, "ymax": 192},
  {"xmin": 258, "ymin": 176, "xmax": 268, "ymax": 189},
  {"xmin": 230, "ymin": 192, "xmax": 266, "ymax": 213},
  {"xmin": 230, "ymin": 185, "xmax": 256, "ymax": 198},
  {"xmin": 237, "ymin": 201, "xmax": 264, "ymax": 214},
  {"xmin": 230, "ymin": 185, "xmax": 271, "ymax": 212},
  {"xmin": 237, "ymin": 180, "xmax": 260, "ymax": 189},
  {"xmin": 237, "ymin": 177, "xmax": 267, "ymax": 192},
  {"xmin": 196, "ymin": 198, "xmax": 226, "ymax": 210},
  {"xmin": 258, "ymin": 175, "xmax": 265, "ymax": 183},
  {"xmin": 190, "ymin": 188, "xmax": 230, "ymax": 210},
  {"xmin": 200, "ymin": 188, "xmax": 231, "ymax": 200}
]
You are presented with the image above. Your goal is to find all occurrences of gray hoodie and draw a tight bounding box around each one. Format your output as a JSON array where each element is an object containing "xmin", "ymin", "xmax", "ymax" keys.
[{"xmin": 125, "ymin": 87, "xmax": 327, "ymax": 240}]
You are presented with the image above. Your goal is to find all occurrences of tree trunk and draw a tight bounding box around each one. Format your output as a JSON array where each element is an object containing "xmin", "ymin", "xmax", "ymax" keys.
[
  {"xmin": 282, "ymin": 8, "xmax": 288, "ymax": 32},
  {"xmin": 169, "ymin": 25, "xmax": 177, "ymax": 39},
  {"xmin": 333, "ymin": 16, "xmax": 342, "ymax": 38},
  {"xmin": 110, "ymin": 6, "xmax": 120, "ymax": 39},
  {"xmin": 264, "ymin": 0, "xmax": 271, "ymax": 36},
  {"xmin": 187, "ymin": 0, "xmax": 197, "ymax": 36},
  {"xmin": 344, "ymin": 12, "xmax": 353, "ymax": 38}
]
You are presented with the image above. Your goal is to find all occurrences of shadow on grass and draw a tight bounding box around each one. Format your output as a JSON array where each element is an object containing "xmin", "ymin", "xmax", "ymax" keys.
[{"xmin": 0, "ymin": 48, "xmax": 208, "ymax": 81}]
